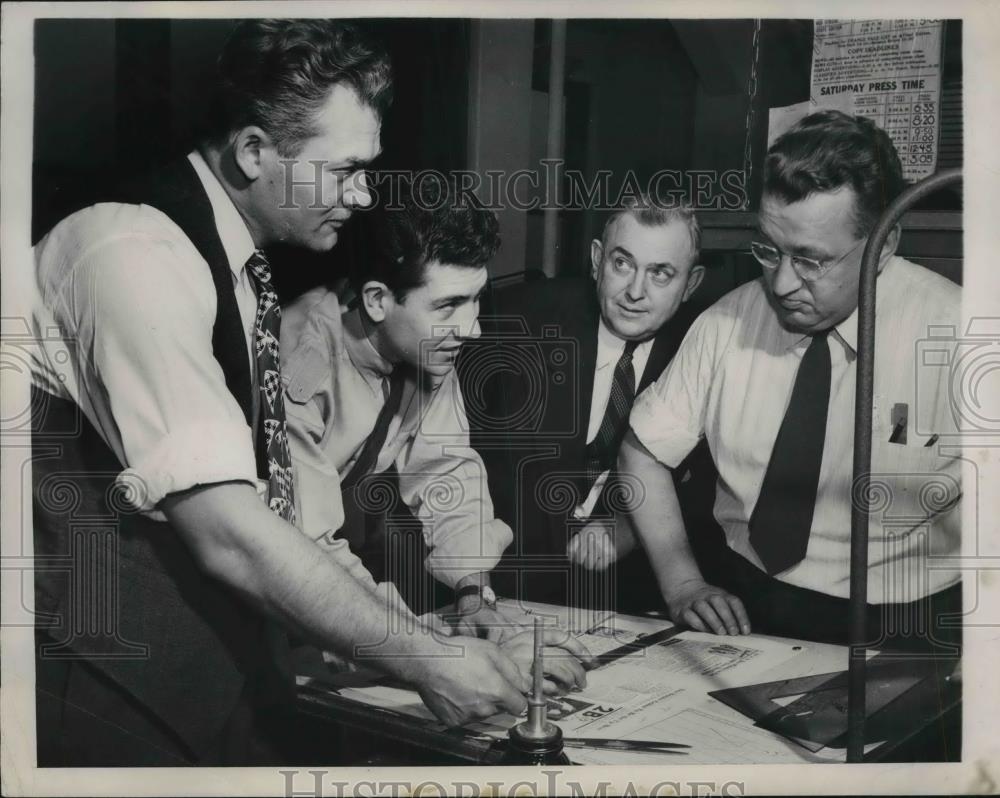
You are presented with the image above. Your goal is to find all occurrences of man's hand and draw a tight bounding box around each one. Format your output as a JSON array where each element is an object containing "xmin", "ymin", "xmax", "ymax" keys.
[
  {"xmin": 664, "ymin": 579, "xmax": 750, "ymax": 636},
  {"xmin": 454, "ymin": 595, "xmax": 527, "ymax": 643},
  {"xmin": 414, "ymin": 637, "xmax": 530, "ymax": 727},
  {"xmin": 566, "ymin": 518, "xmax": 636, "ymax": 571},
  {"xmin": 499, "ymin": 627, "xmax": 596, "ymax": 695}
]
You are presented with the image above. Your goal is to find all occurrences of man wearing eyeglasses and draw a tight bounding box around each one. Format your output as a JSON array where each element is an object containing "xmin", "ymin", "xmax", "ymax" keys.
[{"xmin": 618, "ymin": 110, "xmax": 961, "ymax": 650}]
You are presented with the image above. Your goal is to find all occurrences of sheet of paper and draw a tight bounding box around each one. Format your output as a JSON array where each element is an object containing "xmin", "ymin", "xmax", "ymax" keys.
[
  {"xmin": 302, "ymin": 613, "xmax": 831, "ymax": 762},
  {"xmin": 768, "ymin": 100, "xmax": 812, "ymax": 146},
  {"xmin": 332, "ymin": 683, "xmax": 438, "ymax": 722},
  {"xmin": 810, "ymin": 19, "xmax": 944, "ymax": 180},
  {"xmin": 565, "ymin": 701, "xmax": 882, "ymax": 765},
  {"xmin": 477, "ymin": 632, "xmax": 802, "ymax": 743},
  {"xmin": 497, "ymin": 599, "xmax": 624, "ymax": 634},
  {"xmin": 583, "ymin": 630, "xmax": 802, "ymax": 692}
]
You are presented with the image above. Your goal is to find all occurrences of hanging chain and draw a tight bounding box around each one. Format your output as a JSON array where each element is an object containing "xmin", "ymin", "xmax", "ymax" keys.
[{"xmin": 741, "ymin": 19, "xmax": 763, "ymax": 211}]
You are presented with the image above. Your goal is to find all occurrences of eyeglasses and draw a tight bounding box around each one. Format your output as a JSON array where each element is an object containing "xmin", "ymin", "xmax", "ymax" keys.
[{"xmin": 749, "ymin": 237, "xmax": 868, "ymax": 282}]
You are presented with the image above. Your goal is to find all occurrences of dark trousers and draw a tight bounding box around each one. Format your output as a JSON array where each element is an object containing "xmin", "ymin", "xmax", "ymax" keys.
[
  {"xmin": 697, "ymin": 539, "xmax": 962, "ymax": 653},
  {"xmin": 672, "ymin": 441, "xmax": 962, "ymax": 652},
  {"xmin": 35, "ymin": 648, "xmax": 294, "ymax": 766}
]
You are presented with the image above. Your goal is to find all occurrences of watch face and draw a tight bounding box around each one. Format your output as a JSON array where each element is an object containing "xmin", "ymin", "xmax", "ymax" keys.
[{"xmin": 482, "ymin": 585, "xmax": 497, "ymax": 607}]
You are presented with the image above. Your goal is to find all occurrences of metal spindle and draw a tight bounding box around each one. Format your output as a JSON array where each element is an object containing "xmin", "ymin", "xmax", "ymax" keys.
[{"xmin": 847, "ymin": 167, "xmax": 962, "ymax": 762}]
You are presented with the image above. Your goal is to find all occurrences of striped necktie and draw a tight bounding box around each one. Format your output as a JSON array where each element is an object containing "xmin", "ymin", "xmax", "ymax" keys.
[{"xmin": 583, "ymin": 339, "xmax": 640, "ymax": 494}]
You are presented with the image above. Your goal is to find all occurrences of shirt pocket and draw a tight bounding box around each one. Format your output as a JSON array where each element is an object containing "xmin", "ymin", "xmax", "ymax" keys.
[
  {"xmin": 283, "ymin": 343, "xmax": 331, "ymax": 407},
  {"xmin": 872, "ymin": 422, "xmax": 961, "ymax": 532}
]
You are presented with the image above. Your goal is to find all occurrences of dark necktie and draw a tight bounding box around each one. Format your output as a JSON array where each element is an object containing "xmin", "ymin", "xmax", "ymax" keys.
[
  {"xmin": 749, "ymin": 332, "xmax": 832, "ymax": 574},
  {"xmin": 341, "ymin": 369, "xmax": 406, "ymax": 490},
  {"xmin": 584, "ymin": 340, "xmax": 640, "ymax": 494},
  {"xmin": 245, "ymin": 250, "xmax": 296, "ymax": 524}
]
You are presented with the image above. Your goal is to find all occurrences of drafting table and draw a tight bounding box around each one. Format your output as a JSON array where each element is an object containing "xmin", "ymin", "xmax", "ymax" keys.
[{"xmin": 294, "ymin": 601, "xmax": 960, "ymax": 765}]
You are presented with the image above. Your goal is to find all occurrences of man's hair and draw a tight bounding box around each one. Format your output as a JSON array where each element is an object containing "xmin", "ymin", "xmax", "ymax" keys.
[
  {"xmin": 601, "ymin": 193, "xmax": 701, "ymax": 259},
  {"xmin": 208, "ymin": 19, "xmax": 392, "ymax": 157},
  {"xmin": 763, "ymin": 109, "xmax": 905, "ymax": 237},
  {"xmin": 357, "ymin": 180, "xmax": 501, "ymax": 302}
]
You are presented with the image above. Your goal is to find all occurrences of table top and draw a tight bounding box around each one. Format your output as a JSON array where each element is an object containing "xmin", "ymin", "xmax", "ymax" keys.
[{"xmin": 295, "ymin": 602, "xmax": 960, "ymax": 765}]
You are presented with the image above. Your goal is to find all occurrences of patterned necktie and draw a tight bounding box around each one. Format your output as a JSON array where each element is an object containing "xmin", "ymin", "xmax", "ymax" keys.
[
  {"xmin": 584, "ymin": 340, "xmax": 640, "ymax": 494},
  {"xmin": 245, "ymin": 250, "xmax": 296, "ymax": 524},
  {"xmin": 748, "ymin": 332, "xmax": 831, "ymax": 574}
]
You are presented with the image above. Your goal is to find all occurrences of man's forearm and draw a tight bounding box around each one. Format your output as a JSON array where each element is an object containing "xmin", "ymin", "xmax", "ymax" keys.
[
  {"xmin": 618, "ymin": 431, "xmax": 705, "ymax": 594},
  {"xmin": 162, "ymin": 482, "xmax": 444, "ymax": 684}
]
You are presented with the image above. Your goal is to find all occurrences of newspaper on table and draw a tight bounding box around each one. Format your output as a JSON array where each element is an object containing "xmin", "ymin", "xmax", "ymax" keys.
[{"xmin": 307, "ymin": 600, "xmax": 849, "ymax": 763}]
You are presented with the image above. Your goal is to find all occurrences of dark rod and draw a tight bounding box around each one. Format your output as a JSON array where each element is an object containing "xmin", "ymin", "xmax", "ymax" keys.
[{"xmin": 847, "ymin": 167, "xmax": 962, "ymax": 762}]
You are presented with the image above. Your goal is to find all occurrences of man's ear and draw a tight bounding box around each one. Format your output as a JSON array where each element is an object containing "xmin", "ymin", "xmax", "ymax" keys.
[
  {"xmin": 590, "ymin": 238, "xmax": 603, "ymax": 281},
  {"xmin": 361, "ymin": 281, "xmax": 393, "ymax": 323},
  {"xmin": 682, "ymin": 264, "xmax": 705, "ymax": 301},
  {"xmin": 877, "ymin": 223, "xmax": 902, "ymax": 269},
  {"xmin": 232, "ymin": 126, "xmax": 271, "ymax": 182}
]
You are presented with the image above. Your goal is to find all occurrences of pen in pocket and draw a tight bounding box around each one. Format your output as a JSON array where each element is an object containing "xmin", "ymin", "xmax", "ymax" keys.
[{"xmin": 889, "ymin": 403, "xmax": 908, "ymax": 444}]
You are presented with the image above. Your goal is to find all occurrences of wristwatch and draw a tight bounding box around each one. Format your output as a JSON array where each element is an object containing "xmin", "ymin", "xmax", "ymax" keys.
[{"xmin": 455, "ymin": 583, "xmax": 497, "ymax": 609}]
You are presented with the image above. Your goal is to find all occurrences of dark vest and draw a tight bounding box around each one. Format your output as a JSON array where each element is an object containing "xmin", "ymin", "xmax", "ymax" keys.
[{"xmin": 32, "ymin": 158, "xmax": 285, "ymax": 759}]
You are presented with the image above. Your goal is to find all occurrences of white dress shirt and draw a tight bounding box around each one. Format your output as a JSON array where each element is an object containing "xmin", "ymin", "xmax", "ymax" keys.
[
  {"xmin": 630, "ymin": 257, "xmax": 961, "ymax": 602},
  {"xmin": 574, "ymin": 318, "xmax": 653, "ymax": 519},
  {"xmin": 30, "ymin": 151, "xmax": 263, "ymax": 515}
]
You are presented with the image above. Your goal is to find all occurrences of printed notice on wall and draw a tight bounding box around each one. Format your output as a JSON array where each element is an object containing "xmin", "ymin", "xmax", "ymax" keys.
[{"xmin": 810, "ymin": 20, "xmax": 944, "ymax": 180}]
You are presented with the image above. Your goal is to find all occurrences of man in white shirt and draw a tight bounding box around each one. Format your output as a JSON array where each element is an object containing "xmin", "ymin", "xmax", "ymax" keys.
[
  {"xmin": 621, "ymin": 110, "xmax": 961, "ymax": 649},
  {"xmin": 29, "ymin": 20, "xmax": 559, "ymax": 765},
  {"xmin": 469, "ymin": 197, "xmax": 704, "ymax": 610}
]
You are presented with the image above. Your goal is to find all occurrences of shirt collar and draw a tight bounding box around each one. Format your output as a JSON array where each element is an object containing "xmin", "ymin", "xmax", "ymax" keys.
[
  {"xmin": 779, "ymin": 318, "xmax": 854, "ymax": 356},
  {"xmin": 342, "ymin": 307, "xmax": 395, "ymax": 381},
  {"xmin": 779, "ymin": 256, "xmax": 900, "ymax": 356},
  {"xmin": 595, "ymin": 316, "xmax": 653, "ymax": 369},
  {"xmin": 187, "ymin": 151, "xmax": 256, "ymax": 281}
]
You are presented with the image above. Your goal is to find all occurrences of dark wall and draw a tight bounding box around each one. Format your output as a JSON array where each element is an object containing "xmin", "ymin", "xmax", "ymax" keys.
[
  {"xmin": 533, "ymin": 19, "xmax": 700, "ymax": 277},
  {"xmin": 32, "ymin": 17, "xmax": 471, "ymax": 255}
]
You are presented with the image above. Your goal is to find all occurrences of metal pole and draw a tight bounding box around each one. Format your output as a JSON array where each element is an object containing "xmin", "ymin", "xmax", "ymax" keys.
[
  {"xmin": 541, "ymin": 20, "xmax": 566, "ymax": 278},
  {"xmin": 847, "ymin": 167, "xmax": 962, "ymax": 762}
]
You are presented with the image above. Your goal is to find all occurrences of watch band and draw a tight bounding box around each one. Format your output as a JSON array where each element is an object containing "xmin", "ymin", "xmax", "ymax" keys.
[
  {"xmin": 455, "ymin": 584, "xmax": 481, "ymax": 601},
  {"xmin": 455, "ymin": 584, "xmax": 497, "ymax": 608}
]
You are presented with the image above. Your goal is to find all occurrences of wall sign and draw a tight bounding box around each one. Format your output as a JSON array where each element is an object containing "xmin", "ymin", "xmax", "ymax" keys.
[{"xmin": 810, "ymin": 20, "xmax": 945, "ymax": 180}]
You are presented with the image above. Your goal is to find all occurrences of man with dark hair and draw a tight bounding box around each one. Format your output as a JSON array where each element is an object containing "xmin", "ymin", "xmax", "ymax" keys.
[
  {"xmin": 282, "ymin": 181, "xmax": 538, "ymax": 640},
  {"xmin": 29, "ymin": 20, "xmax": 542, "ymax": 766},
  {"xmin": 208, "ymin": 19, "xmax": 394, "ymax": 156},
  {"xmin": 469, "ymin": 194, "xmax": 703, "ymax": 611},
  {"xmin": 620, "ymin": 110, "xmax": 962, "ymax": 649}
]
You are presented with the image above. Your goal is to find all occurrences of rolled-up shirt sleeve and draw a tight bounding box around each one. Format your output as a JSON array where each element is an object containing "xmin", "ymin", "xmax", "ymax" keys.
[
  {"xmin": 38, "ymin": 207, "xmax": 258, "ymax": 512},
  {"xmin": 397, "ymin": 372, "xmax": 513, "ymax": 588},
  {"xmin": 629, "ymin": 308, "xmax": 722, "ymax": 469}
]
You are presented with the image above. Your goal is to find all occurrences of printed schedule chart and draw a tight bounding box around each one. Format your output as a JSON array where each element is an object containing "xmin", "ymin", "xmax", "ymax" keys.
[{"xmin": 812, "ymin": 19, "xmax": 943, "ymax": 179}]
